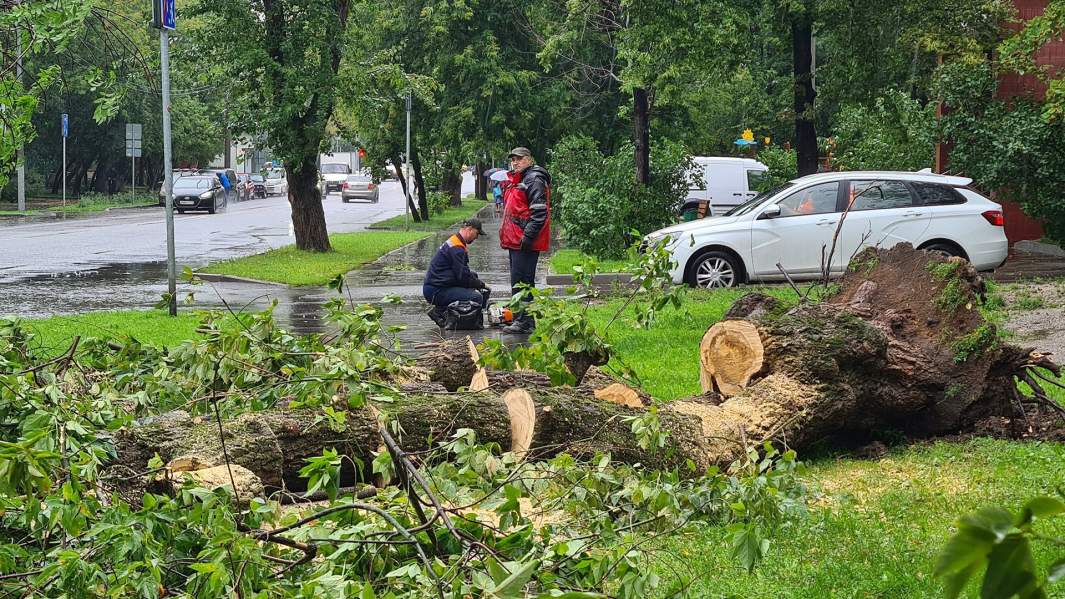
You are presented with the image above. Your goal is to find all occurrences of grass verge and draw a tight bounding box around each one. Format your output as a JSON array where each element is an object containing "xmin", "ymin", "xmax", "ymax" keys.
[
  {"xmin": 0, "ymin": 193, "xmax": 156, "ymax": 216},
  {"xmin": 369, "ymin": 197, "xmax": 488, "ymax": 231},
  {"xmin": 549, "ymin": 249, "xmax": 629, "ymax": 275},
  {"xmin": 17, "ymin": 310, "xmax": 202, "ymax": 356},
  {"xmin": 199, "ymin": 230, "xmax": 429, "ymax": 286}
]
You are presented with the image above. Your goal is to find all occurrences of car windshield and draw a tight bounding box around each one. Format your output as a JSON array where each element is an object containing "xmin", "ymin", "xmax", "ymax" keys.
[
  {"xmin": 173, "ymin": 177, "xmax": 214, "ymax": 191},
  {"xmin": 322, "ymin": 164, "xmax": 349, "ymax": 174},
  {"xmin": 346, "ymin": 175, "xmax": 372, "ymax": 182},
  {"xmin": 250, "ymin": 175, "xmax": 264, "ymax": 182},
  {"xmin": 266, "ymin": 171, "xmax": 284, "ymax": 179},
  {"xmin": 724, "ymin": 183, "xmax": 795, "ymax": 216}
]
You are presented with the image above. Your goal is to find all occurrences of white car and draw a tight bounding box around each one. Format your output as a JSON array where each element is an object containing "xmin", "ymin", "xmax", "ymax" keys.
[
  {"xmin": 682, "ymin": 157, "xmax": 768, "ymax": 218},
  {"xmin": 321, "ymin": 163, "xmax": 351, "ymax": 194},
  {"xmin": 264, "ymin": 169, "xmax": 288, "ymax": 196},
  {"xmin": 646, "ymin": 171, "xmax": 1009, "ymax": 288}
]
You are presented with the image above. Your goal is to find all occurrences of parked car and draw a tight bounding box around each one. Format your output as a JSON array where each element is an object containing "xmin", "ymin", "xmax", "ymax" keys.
[
  {"xmin": 157, "ymin": 169, "xmax": 198, "ymax": 206},
  {"xmin": 341, "ymin": 174, "xmax": 379, "ymax": 203},
  {"xmin": 250, "ymin": 174, "xmax": 266, "ymax": 198},
  {"xmin": 171, "ymin": 175, "xmax": 227, "ymax": 214},
  {"xmin": 321, "ymin": 163, "xmax": 351, "ymax": 194},
  {"xmin": 644, "ymin": 171, "xmax": 1008, "ymax": 288},
  {"xmin": 264, "ymin": 169, "xmax": 288, "ymax": 196},
  {"xmin": 196, "ymin": 168, "xmax": 241, "ymax": 204},
  {"xmin": 682, "ymin": 157, "xmax": 769, "ymax": 219}
]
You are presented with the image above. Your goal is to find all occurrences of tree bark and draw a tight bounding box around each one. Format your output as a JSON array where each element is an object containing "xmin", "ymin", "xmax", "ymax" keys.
[
  {"xmin": 391, "ymin": 152, "xmax": 422, "ymax": 222},
  {"xmin": 633, "ymin": 87, "xmax": 650, "ymax": 185},
  {"xmin": 792, "ymin": 2, "xmax": 819, "ymax": 177},
  {"xmin": 441, "ymin": 163, "xmax": 463, "ymax": 207},
  {"xmin": 411, "ymin": 147, "xmax": 429, "ymax": 220},
  {"xmin": 288, "ymin": 157, "xmax": 332, "ymax": 252},
  {"xmin": 475, "ymin": 160, "xmax": 487, "ymax": 201}
]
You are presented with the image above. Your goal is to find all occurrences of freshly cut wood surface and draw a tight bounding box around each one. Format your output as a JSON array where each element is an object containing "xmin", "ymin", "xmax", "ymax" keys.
[{"xmin": 699, "ymin": 320, "xmax": 764, "ymax": 396}]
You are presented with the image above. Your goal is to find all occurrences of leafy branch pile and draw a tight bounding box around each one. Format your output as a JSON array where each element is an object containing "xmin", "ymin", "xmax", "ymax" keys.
[{"xmin": 0, "ymin": 289, "xmax": 806, "ymax": 597}]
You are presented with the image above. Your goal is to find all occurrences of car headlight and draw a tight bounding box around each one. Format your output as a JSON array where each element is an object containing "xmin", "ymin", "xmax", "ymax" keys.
[{"xmin": 200, "ymin": 191, "xmax": 213, "ymax": 199}]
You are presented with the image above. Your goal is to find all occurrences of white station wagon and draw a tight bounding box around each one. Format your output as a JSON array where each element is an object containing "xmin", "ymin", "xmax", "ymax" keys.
[{"xmin": 646, "ymin": 171, "xmax": 1009, "ymax": 288}]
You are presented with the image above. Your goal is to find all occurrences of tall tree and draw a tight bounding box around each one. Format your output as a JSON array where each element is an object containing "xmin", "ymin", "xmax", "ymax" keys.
[
  {"xmin": 188, "ymin": 0, "xmax": 352, "ymax": 252},
  {"xmin": 791, "ymin": 0, "xmax": 818, "ymax": 176}
]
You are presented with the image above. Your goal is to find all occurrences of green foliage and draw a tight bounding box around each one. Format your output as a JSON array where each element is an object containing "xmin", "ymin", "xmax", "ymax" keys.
[
  {"xmin": 936, "ymin": 491, "xmax": 1065, "ymax": 598},
  {"xmin": 755, "ymin": 147, "xmax": 797, "ymax": 191},
  {"xmin": 934, "ymin": 58, "xmax": 1065, "ymax": 246},
  {"xmin": 0, "ymin": 303, "xmax": 807, "ymax": 597},
  {"xmin": 426, "ymin": 191, "xmax": 451, "ymax": 216},
  {"xmin": 552, "ymin": 135, "xmax": 695, "ymax": 259},
  {"xmin": 832, "ymin": 91, "xmax": 936, "ymax": 171}
]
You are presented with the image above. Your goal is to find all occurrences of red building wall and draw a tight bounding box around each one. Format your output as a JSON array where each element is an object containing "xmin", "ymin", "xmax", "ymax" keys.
[{"xmin": 938, "ymin": 0, "xmax": 1065, "ymax": 245}]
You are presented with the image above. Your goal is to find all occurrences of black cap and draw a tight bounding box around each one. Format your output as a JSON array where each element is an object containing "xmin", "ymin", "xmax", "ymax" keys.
[
  {"xmin": 461, "ymin": 218, "xmax": 485, "ymax": 235},
  {"xmin": 508, "ymin": 147, "xmax": 532, "ymax": 158}
]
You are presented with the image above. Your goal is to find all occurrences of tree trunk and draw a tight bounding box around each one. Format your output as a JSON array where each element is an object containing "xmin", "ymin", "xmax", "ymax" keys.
[
  {"xmin": 633, "ymin": 87, "xmax": 650, "ymax": 185},
  {"xmin": 792, "ymin": 1, "xmax": 819, "ymax": 177},
  {"xmin": 288, "ymin": 157, "xmax": 332, "ymax": 251},
  {"xmin": 441, "ymin": 164, "xmax": 463, "ymax": 207},
  {"xmin": 392, "ymin": 152, "xmax": 423, "ymax": 223},
  {"xmin": 411, "ymin": 147, "xmax": 429, "ymax": 220},
  {"xmin": 475, "ymin": 160, "xmax": 487, "ymax": 201}
]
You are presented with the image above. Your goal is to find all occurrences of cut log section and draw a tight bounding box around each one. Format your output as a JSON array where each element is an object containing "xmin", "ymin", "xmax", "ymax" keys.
[
  {"xmin": 413, "ymin": 336, "xmax": 480, "ymax": 391},
  {"xmin": 502, "ymin": 389, "xmax": 536, "ymax": 455},
  {"xmin": 699, "ymin": 320, "xmax": 765, "ymax": 396},
  {"xmin": 594, "ymin": 383, "xmax": 645, "ymax": 408}
]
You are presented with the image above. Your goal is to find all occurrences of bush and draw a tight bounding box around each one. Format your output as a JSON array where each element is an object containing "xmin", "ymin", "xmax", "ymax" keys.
[
  {"xmin": 754, "ymin": 147, "xmax": 797, "ymax": 191},
  {"xmin": 832, "ymin": 90, "xmax": 936, "ymax": 172},
  {"xmin": 934, "ymin": 62, "xmax": 1065, "ymax": 245},
  {"xmin": 426, "ymin": 191, "xmax": 450, "ymax": 216},
  {"xmin": 551, "ymin": 135, "xmax": 694, "ymax": 259}
]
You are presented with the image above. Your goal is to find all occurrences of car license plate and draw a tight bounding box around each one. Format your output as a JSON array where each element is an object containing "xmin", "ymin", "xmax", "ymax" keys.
[{"xmin": 180, "ymin": 199, "xmax": 195, "ymax": 205}]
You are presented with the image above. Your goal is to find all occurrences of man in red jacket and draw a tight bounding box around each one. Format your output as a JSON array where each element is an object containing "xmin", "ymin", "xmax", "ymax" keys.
[{"xmin": 499, "ymin": 147, "xmax": 551, "ymax": 334}]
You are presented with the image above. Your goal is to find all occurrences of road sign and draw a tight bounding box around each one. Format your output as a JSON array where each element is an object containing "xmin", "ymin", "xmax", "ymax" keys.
[
  {"xmin": 62, "ymin": 113, "xmax": 68, "ymax": 138},
  {"xmin": 152, "ymin": 0, "xmax": 176, "ymax": 30},
  {"xmin": 125, "ymin": 123, "xmax": 143, "ymax": 157}
]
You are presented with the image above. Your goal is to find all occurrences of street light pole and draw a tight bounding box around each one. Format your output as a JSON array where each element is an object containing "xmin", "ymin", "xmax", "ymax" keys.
[
  {"xmin": 15, "ymin": 26, "xmax": 26, "ymax": 212},
  {"xmin": 160, "ymin": 29, "xmax": 177, "ymax": 316},
  {"xmin": 404, "ymin": 90, "xmax": 412, "ymax": 231}
]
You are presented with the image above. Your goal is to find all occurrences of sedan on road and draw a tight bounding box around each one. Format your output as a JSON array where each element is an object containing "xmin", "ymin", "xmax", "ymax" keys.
[
  {"xmin": 171, "ymin": 175, "xmax": 227, "ymax": 214},
  {"xmin": 341, "ymin": 174, "xmax": 379, "ymax": 203},
  {"xmin": 645, "ymin": 171, "xmax": 1008, "ymax": 288},
  {"xmin": 264, "ymin": 170, "xmax": 288, "ymax": 196}
]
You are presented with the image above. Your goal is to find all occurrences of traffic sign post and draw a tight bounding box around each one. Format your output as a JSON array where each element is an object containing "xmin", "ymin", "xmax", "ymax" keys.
[
  {"xmin": 126, "ymin": 124, "xmax": 143, "ymax": 199},
  {"xmin": 61, "ymin": 114, "xmax": 68, "ymax": 211},
  {"xmin": 152, "ymin": 0, "xmax": 177, "ymax": 316}
]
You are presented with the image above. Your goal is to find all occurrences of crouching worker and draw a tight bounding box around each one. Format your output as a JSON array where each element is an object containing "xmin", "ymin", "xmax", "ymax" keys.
[{"xmin": 423, "ymin": 218, "xmax": 490, "ymax": 328}]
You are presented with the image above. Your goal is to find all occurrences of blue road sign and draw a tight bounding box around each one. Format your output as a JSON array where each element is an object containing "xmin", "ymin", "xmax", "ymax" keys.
[
  {"xmin": 162, "ymin": 0, "xmax": 176, "ymax": 30},
  {"xmin": 62, "ymin": 114, "xmax": 68, "ymax": 138}
]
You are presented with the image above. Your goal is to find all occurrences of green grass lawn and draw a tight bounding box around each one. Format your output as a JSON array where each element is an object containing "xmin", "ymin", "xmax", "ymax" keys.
[
  {"xmin": 549, "ymin": 249, "xmax": 630, "ymax": 275},
  {"xmin": 0, "ymin": 192, "xmax": 156, "ymax": 216},
  {"xmin": 199, "ymin": 230, "xmax": 429, "ymax": 286},
  {"xmin": 16, "ymin": 309, "xmax": 203, "ymax": 356},
  {"xmin": 369, "ymin": 197, "xmax": 489, "ymax": 231}
]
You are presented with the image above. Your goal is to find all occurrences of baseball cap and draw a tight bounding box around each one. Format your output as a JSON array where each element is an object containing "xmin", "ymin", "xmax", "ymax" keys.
[
  {"xmin": 461, "ymin": 218, "xmax": 485, "ymax": 235},
  {"xmin": 508, "ymin": 147, "xmax": 532, "ymax": 158}
]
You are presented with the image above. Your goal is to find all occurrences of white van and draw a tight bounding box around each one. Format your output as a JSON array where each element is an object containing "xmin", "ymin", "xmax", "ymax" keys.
[{"xmin": 682, "ymin": 157, "xmax": 769, "ymax": 218}]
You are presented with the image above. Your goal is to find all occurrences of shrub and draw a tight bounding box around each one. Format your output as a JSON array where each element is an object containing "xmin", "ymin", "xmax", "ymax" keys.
[
  {"xmin": 426, "ymin": 191, "xmax": 450, "ymax": 216},
  {"xmin": 755, "ymin": 146, "xmax": 797, "ymax": 191},
  {"xmin": 551, "ymin": 135, "xmax": 694, "ymax": 259},
  {"xmin": 832, "ymin": 90, "xmax": 936, "ymax": 172}
]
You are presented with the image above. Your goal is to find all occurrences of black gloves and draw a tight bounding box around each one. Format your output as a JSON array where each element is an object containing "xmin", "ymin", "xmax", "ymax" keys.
[{"xmin": 520, "ymin": 237, "xmax": 532, "ymax": 251}]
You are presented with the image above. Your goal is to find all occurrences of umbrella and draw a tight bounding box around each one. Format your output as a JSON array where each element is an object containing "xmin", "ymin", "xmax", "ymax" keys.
[
  {"xmin": 482, "ymin": 167, "xmax": 504, "ymax": 177},
  {"xmin": 489, "ymin": 170, "xmax": 509, "ymax": 182},
  {"xmin": 733, "ymin": 139, "xmax": 758, "ymax": 147}
]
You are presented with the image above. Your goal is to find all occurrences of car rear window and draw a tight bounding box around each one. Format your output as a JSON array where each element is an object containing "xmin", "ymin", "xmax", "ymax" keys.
[
  {"xmin": 347, "ymin": 175, "xmax": 372, "ymax": 182},
  {"xmin": 322, "ymin": 164, "xmax": 350, "ymax": 174},
  {"xmin": 912, "ymin": 182, "xmax": 966, "ymax": 206}
]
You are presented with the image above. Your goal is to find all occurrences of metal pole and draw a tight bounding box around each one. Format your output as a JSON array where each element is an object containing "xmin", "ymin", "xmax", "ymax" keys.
[
  {"xmin": 15, "ymin": 27, "xmax": 26, "ymax": 212},
  {"xmin": 161, "ymin": 29, "xmax": 177, "ymax": 316},
  {"xmin": 131, "ymin": 151, "xmax": 135, "ymax": 200},
  {"xmin": 404, "ymin": 91, "xmax": 412, "ymax": 231},
  {"xmin": 62, "ymin": 135, "xmax": 66, "ymax": 211}
]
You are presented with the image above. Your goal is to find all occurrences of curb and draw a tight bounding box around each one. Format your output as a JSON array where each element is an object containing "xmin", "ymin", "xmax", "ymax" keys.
[
  {"xmin": 544, "ymin": 272, "xmax": 632, "ymax": 286},
  {"xmin": 1015, "ymin": 240, "xmax": 1065, "ymax": 258},
  {"xmin": 194, "ymin": 272, "xmax": 290, "ymax": 287}
]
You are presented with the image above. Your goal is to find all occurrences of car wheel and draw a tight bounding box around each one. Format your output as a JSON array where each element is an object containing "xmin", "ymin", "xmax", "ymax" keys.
[
  {"xmin": 208, "ymin": 199, "xmax": 216, "ymax": 214},
  {"xmin": 177, "ymin": 209, "xmax": 185, "ymax": 214},
  {"xmin": 686, "ymin": 250, "xmax": 741, "ymax": 289},
  {"xmin": 342, "ymin": 197, "xmax": 349, "ymax": 203},
  {"xmin": 921, "ymin": 242, "xmax": 964, "ymax": 259}
]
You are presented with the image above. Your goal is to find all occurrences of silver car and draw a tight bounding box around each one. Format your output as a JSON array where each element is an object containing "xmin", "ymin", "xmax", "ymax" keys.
[{"xmin": 341, "ymin": 174, "xmax": 379, "ymax": 203}]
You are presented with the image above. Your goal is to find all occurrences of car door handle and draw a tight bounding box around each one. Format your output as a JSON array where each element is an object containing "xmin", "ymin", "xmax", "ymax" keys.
[
  {"xmin": 732, "ymin": 192, "xmax": 745, "ymax": 196},
  {"xmin": 903, "ymin": 211, "xmax": 924, "ymax": 217},
  {"xmin": 816, "ymin": 219, "xmax": 838, "ymax": 226}
]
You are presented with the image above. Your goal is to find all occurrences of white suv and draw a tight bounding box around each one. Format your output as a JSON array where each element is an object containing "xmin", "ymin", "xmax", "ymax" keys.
[{"xmin": 646, "ymin": 171, "xmax": 1008, "ymax": 288}]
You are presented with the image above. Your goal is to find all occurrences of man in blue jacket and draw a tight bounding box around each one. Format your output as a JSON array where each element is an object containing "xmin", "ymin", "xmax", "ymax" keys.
[{"xmin": 423, "ymin": 218, "xmax": 490, "ymax": 326}]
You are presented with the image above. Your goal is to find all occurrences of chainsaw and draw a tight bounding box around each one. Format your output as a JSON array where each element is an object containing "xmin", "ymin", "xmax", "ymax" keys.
[{"xmin": 485, "ymin": 303, "xmax": 514, "ymax": 327}]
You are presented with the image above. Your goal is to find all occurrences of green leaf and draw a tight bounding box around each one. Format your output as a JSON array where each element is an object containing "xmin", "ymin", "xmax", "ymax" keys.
[
  {"xmin": 729, "ymin": 524, "xmax": 765, "ymax": 572},
  {"xmin": 490, "ymin": 559, "xmax": 539, "ymax": 597},
  {"xmin": 936, "ymin": 525, "xmax": 995, "ymax": 577},
  {"xmin": 1020, "ymin": 496, "xmax": 1065, "ymax": 525},
  {"xmin": 980, "ymin": 536, "xmax": 1037, "ymax": 599},
  {"xmin": 942, "ymin": 561, "xmax": 981, "ymax": 599}
]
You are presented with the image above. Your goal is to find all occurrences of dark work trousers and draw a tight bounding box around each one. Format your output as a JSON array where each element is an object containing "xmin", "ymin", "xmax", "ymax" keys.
[
  {"xmin": 430, "ymin": 287, "xmax": 489, "ymax": 309},
  {"xmin": 508, "ymin": 249, "xmax": 540, "ymax": 322}
]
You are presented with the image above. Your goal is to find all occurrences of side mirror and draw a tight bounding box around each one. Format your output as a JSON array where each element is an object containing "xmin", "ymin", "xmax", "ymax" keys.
[{"xmin": 758, "ymin": 204, "xmax": 781, "ymax": 220}]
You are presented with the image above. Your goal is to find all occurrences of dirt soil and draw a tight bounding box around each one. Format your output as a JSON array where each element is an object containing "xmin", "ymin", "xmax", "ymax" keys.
[{"xmin": 1000, "ymin": 280, "xmax": 1065, "ymax": 359}]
